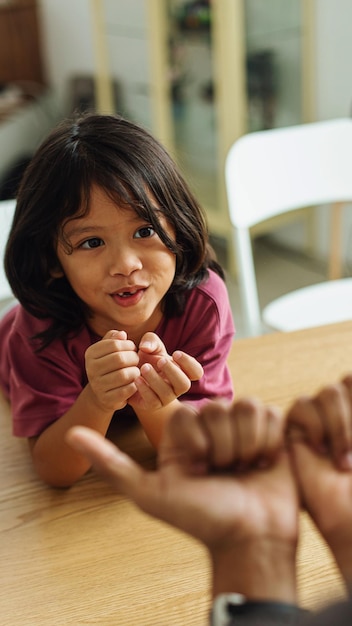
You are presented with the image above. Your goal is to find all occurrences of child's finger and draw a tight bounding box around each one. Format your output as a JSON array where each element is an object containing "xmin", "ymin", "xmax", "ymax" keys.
[
  {"xmin": 155, "ymin": 358, "xmax": 192, "ymax": 396},
  {"xmin": 87, "ymin": 333, "xmax": 137, "ymax": 360},
  {"xmin": 138, "ymin": 332, "xmax": 166, "ymax": 355},
  {"xmin": 103, "ymin": 329, "xmax": 128, "ymax": 341},
  {"xmin": 138, "ymin": 363, "xmax": 182, "ymax": 406},
  {"xmin": 103, "ymin": 330, "xmax": 138, "ymax": 352},
  {"xmin": 91, "ymin": 352, "xmax": 140, "ymax": 378},
  {"xmin": 132, "ymin": 374, "xmax": 165, "ymax": 409},
  {"xmin": 172, "ymin": 350, "xmax": 204, "ymax": 381}
]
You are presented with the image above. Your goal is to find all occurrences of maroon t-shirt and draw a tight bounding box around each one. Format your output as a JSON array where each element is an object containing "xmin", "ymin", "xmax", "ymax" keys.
[{"xmin": 0, "ymin": 270, "xmax": 235, "ymax": 437}]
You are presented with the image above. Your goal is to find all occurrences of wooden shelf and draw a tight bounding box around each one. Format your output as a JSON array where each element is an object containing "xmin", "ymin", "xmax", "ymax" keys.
[{"xmin": 0, "ymin": 0, "xmax": 45, "ymax": 86}]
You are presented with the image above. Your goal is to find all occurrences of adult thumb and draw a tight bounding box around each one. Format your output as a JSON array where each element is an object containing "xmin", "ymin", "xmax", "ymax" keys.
[
  {"xmin": 289, "ymin": 435, "xmax": 331, "ymax": 510},
  {"xmin": 66, "ymin": 426, "xmax": 144, "ymax": 497}
]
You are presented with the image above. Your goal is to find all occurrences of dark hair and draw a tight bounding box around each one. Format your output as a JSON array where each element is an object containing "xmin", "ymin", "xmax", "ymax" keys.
[{"xmin": 5, "ymin": 113, "xmax": 224, "ymax": 348}]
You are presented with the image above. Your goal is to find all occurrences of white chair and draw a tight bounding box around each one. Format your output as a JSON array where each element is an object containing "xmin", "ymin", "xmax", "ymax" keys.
[
  {"xmin": 225, "ymin": 118, "xmax": 352, "ymax": 336},
  {"xmin": 0, "ymin": 199, "xmax": 16, "ymax": 308}
]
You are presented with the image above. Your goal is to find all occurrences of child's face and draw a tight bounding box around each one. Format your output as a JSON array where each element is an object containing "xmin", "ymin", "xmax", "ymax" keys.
[{"xmin": 55, "ymin": 185, "xmax": 176, "ymax": 343}]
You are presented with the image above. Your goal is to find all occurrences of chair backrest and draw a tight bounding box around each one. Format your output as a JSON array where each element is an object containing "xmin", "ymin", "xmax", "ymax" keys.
[
  {"xmin": 225, "ymin": 118, "xmax": 352, "ymax": 228},
  {"xmin": 225, "ymin": 119, "xmax": 352, "ymax": 336},
  {"xmin": 0, "ymin": 199, "xmax": 16, "ymax": 301}
]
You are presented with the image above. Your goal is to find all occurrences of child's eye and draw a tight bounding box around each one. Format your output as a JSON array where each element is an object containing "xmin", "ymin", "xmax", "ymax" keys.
[
  {"xmin": 80, "ymin": 237, "xmax": 104, "ymax": 249},
  {"xmin": 134, "ymin": 226, "xmax": 155, "ymax": 239}
]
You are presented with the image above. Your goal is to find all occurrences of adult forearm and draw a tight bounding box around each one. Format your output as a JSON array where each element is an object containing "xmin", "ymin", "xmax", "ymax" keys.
[
  {"xmin": 211, "ymin": 538, "xmax": 297, "ymax": 603},
  {"xmin": 325, "ymin": 528, "xmax": 352, "ymax": 594},
  {"xmin": 30, "ymin": 384, "xmax": 114, "ymax": 487}
]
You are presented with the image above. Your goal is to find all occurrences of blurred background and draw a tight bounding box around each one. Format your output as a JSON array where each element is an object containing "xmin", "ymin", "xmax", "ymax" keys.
[{"xmin": 1, "ymin": 0, "xmax": 352, "ymax": 335}]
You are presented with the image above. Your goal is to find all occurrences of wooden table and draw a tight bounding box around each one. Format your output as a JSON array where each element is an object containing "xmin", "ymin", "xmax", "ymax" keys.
[{"xmin": 1, "ymin": 321, "xmax": 352, "ymax": 625}]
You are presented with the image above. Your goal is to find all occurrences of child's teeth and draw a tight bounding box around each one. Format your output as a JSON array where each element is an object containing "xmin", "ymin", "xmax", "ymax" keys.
[{"xmin": 118, "ymin": 290, "xmax": 137, "ymax": 297}]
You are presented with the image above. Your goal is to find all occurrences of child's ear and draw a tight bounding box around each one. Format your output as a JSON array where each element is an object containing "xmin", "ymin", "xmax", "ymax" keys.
[{"xmin": 49, "ymin": 264, "xmax": 65, "ymax": 279}]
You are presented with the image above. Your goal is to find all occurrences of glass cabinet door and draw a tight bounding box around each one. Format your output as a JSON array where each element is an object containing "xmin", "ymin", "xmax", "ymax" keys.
[
  {"xmin": 158, "ymin": 0, "xmax": 314, "ymax": 270},
  {"xmin": 245, "ymin": 0, "xmax": 308, "ymax": 131},
  {"xmin": 166, "ymin": 0, "xmax": 218, "ymax": 213}
]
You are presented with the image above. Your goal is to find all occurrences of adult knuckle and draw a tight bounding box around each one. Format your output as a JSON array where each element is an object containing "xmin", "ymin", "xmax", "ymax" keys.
[{"xmin": 318, "ymin": 384, "xmax": 341, "ymax": 404}]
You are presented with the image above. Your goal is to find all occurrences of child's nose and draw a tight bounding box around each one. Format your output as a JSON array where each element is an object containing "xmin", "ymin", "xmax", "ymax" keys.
[{"xmin": 108, "ymin": 245, "xmax": 142, "ymax": 276}]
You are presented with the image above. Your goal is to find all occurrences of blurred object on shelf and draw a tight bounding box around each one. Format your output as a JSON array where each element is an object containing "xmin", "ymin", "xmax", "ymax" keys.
[
  {"xmin": 199, "ymin": 80, "xmax": 214, "ymax": 104},
  {"xmin": 0, "ymin": 80, "xmax": 45, "ymax": 121},
  {"xmin": 69, "ymin": 75, "xmax": 124, "ymax": 115},
  {"xmin": 174, "ymin": 0, "xmax": 211, "ymax": 33},
  {"xmin": 0, "ymin": 88, "xmax": 61, "ymax": 202},
  {"xmin": 0, "ymin": 84, "xmax": 23, "ymax": 115},
  {"xmin": 168, "ymin": 37, "xmax": 189, "ymax": 110},
  {"xmin": 246, "ymin": 49, "xmax": 278, "ymax": 130},
  {"xmin": 69, "ymin": 76, "xmax": 96, "ymax": 114}
]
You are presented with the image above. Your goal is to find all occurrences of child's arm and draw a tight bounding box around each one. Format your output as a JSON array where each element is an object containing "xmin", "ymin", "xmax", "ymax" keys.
[
  {"xmin": 128, "ymin": 333, "xmax": 204, "ymax": 448},
  {"xmin": 28, "ymin": 330, "xmax": 140, "ymax": 487}
]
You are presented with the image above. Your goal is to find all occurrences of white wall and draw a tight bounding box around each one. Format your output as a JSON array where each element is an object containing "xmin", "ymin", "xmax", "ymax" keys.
[
  {"xmin": 314, "ymin": 0, "xmax": 352, "ymax": 268},
  {"xmin": 38, "ymin": 0, "xmax": 95, "ymax": 113},
  {"xmin": 315, "ymin": 0, "xmax": 352, "ymax": 120},
  {"xmin": 103, "ymin": 0, "xmax": 152, "ymax": 128},
  {"xmin": 38, "ymin": 0, "xmax": 153, "ymax": 127},
  {"xmin": 278, "ymin": 0, "xmax": 352, "ymax": 266},
  {"xmin": 245, "ymin": 0, "xmax": 302, "ymax": 130}
]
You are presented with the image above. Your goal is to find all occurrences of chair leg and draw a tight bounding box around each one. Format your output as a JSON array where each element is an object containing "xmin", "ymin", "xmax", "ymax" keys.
[
  {"xmin": 233, "ymin": 227, "xmax": 263, "ymax": 336},
  {"xmin": 328, "ymin": 202, "xmax": 344, "ymax": 280}
]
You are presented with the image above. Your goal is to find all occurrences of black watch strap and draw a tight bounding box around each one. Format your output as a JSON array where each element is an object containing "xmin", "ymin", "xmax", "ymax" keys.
[{"xmin": 211, "ymin": 593, "xmax": 310, "ymax": 626}]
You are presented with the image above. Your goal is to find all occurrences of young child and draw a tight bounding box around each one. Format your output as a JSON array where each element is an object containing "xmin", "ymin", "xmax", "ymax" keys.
[{"xmin": 0, "ymin": 113, "xmax": 235, "ymax": 487}]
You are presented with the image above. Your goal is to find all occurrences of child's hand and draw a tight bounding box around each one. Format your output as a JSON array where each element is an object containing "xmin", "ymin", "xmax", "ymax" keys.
[
  {"xmin": 137, "ymin": 332, "xmax": 169, "ymax": 369},
  {"xmin": 129, "ymin": 333, "xmax": 203, "ymax": 411},
  {"xmin": 85, "ymin": 330, "xmax": 140, "ymax": 412}
]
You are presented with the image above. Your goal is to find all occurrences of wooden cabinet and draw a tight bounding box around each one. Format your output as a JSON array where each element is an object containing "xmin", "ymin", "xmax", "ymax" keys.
[{"xmin": 0, "ymin": 0, "xmax": 44, "ymax": 85}]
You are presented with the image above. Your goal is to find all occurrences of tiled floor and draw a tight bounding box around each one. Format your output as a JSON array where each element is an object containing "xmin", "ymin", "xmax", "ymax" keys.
[{"xmin": 222, "ymin": 236, "xmax": 327, "ymax": 339}]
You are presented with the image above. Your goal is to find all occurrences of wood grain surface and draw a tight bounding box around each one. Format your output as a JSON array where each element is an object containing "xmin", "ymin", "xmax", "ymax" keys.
[{"xmin": 2, "ymin": 321, "xmax": 351, "ymax": 624}]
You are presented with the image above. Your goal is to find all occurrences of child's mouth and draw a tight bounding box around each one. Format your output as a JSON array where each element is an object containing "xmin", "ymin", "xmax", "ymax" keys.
[
  {"xmin": 117, "ymin": 290, "xmax": 137, "ymax": 298},
  {"xmin": 111, "ymin": 288, "xmax": 145, "ymax": 306}
]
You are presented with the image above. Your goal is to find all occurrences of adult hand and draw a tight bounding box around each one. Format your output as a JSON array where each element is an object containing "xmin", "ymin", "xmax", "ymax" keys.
[
  {"xmin": 67, "ymin": 398, "xmax": 299, "ymax": 602},
  {"xmin": 288, "ymin": 377, "xmax": 352, "ymax": 590}
]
